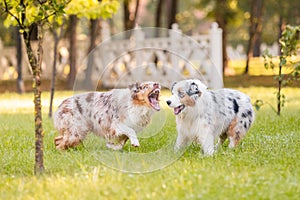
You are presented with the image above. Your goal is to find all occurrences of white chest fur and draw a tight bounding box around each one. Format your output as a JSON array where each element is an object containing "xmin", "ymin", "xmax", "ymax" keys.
[{"xmin": 125, "ymin": 106, "xmax": 154, "ymax": 132}]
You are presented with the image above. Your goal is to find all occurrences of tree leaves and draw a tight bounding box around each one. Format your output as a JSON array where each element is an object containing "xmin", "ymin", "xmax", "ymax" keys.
[
  {"xmin": 279, "ymin": 25, "xmax": 300, "ymax": 57},
  {"xmin": 65, "ymin": 0, "xmax": 119, "ymax": 20},
  {"xmin": 262, "ymin": 24, "xmax": 300, "ymax": 115},
  {"xmin": 0, "ymin": 0, "xmax": 119, "ymax": 31},
  {"xmin": 0, "ymin": 0, "xmax": 69, "ymax": 29}
]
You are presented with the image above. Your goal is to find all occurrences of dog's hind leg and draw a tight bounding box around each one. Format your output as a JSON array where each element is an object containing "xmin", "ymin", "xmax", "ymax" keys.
[
  {"xmin": 227, "ymin": 117, "xmax": 246, "ymax": 148},
  {"xmin": 54, "ymin": 128, "xmax": 88, "ymax": 150},
  {"xmin": 55, "ymin": 134, "xmax": 81, "ymax": 150},
  {"xmin": 215, "ymin": 131, "xmax": 227, "ymax": 149}
]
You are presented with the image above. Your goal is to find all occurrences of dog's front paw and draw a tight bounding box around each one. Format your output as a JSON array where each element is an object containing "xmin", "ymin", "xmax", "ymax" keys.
[{"xmin": 130, "ymin": 138, "xmax": 140, "ymax": 147}]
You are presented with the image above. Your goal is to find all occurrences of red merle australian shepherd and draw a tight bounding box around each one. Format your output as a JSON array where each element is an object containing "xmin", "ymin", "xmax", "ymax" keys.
[{"xmin": 53, "ymin": 82, "xmax": 161, "ymax": 150}]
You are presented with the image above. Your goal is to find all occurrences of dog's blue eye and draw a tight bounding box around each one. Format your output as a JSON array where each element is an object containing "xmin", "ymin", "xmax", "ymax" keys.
[{"xmin": 178, "ymin": 92, "xmax": 185, "ymax": 98}]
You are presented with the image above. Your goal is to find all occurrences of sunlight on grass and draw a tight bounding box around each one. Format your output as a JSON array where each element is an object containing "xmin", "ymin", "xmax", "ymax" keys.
[
  {"xmin": 228, "ymin": 56, "xmax": 300, "ymax": 75},
  {"xmin": 0, "ymin": 91, "xmax": 73, "ymax": 114},
  {"xmin": 0, "ymin": 87, "xmax": 300, "ymax": 199}
]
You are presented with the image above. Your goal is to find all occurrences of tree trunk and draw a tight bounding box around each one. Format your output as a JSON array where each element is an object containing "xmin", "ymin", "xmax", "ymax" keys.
[
  {"xmin": 253, "ymin": 2, "xmax": 265, "ymax": 58},
  {"xmin": 83, "ymin": 19, "xmax": 99, "ymax": 90},
  {"xmin": 215, "ymin": 17, "xmax": 228, "ymax": 73},
  {"xmin": 23, "ymin": 24, "xmax": 44, "ymax": 175},
  {"xmin": 49, "ymin": 30, "xmax": 59, "ymax": 118},
  {"xmin": 67, "ymin": 15, "xmax": 78, "ymax": 90},
  {"xmin": 15, "ymin": 27, "xmax": 25, "ymax": 94},
  {"xmin": 277, "ymin": 63, "xmax": 282, "ymax": 116},
  {"xmin": 276, "ymin": 16, "xmax": 286, "ymax": 116},
  {"xmin": 167, "ymin": 0, "xmax": 178, "ymax": 29},
  {"xmin": 222, "ymin": 25, "xmax": 228, "ymax": 73},
  {"xmin": 245, "ymin": 0, "xmax": 264, "ymax": 74},
  {"xmin": 88, "ymin": 19, "xmax": 99, "ymax": 64},
  {"xmin": 155, "ymin": 0, "xmax": 163, "ymax": 36},
  {"xmin": 123, "ymin": 0, "xmax": 135, "ymax": 31},
  {"xmin": 278, "ymin": 16, "xmax": 285, "ymax": 56},
  {"xmin": 253, "ymin": 34, "xmax": 261, "ymax": 57},
  {"xmin": 123, "ymin": 0, "xmax": 129, "ymax": 31},
  {"xmin": 215, "ymin": 0, "xmax": 228, "ymax": 74},
  {"xmin": 133, "ymin": 0, "xmax": 140, "ymax": 26}
]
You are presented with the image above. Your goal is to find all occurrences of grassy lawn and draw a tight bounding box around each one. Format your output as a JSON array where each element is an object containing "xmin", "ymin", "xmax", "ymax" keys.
[
  {"xmin": 228, "ymin": 56, "xmax": 300, "ymax": 75},
  {"xmin": 0, "ymin": 87, "xmax": 299, "ymax": 199}
]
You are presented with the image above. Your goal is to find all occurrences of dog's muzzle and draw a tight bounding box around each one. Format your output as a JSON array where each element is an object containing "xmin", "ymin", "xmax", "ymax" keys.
[
  {"xmin": 173, "ymin": 104, "xmax": 185, "ymax": 115},
  {"xmin": 166, "ymin": 100, "xmax": 185, "ymax": 115},
  {"xmin": 148, "ymin": 84, "xmax": 160, "ymax": 111}
]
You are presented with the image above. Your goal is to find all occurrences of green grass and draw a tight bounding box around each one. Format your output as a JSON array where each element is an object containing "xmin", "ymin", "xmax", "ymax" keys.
[
  {"xmin": 228, "ymin": 56, "xmax": 300, "ymax": 75},
  {"xmin": 0, "ymin": 87, "xmax": 300, "ymax": 199}
]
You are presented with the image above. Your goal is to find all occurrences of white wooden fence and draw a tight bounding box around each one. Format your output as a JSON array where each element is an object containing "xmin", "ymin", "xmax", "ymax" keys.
[
  {"xmin": 76, "ymin": 22, "xmax": 223, "ymax": 89},
  {"xmin": 0, "ymin": 22, "xmax": 223, "ymax": 89}
]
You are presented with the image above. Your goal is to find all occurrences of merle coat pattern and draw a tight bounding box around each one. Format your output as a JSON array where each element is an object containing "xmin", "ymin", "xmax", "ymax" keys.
[
  {"xmin": 54, "ymin": 82, "xmax": 161, "ymax": 150},
  {"xmin": 166, "ymin": 79, "xmax": 255, "ymax": 155}
]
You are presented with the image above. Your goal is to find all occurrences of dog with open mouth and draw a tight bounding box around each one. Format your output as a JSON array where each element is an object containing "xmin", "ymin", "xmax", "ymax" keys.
[
  {"xmin": 166, "ymin": 79, "xmax": 255, "ymax": 155},
  {"xmin": 54, "ymin": 82, "xmax": 161, "ymax": 150}
]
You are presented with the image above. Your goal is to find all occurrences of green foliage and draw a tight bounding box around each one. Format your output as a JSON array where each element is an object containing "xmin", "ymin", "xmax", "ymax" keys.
[
  {"xmin": 178, "ymin": 0, "xmax": 243, "ymax": 34},
  {"xmin": 279, "ymin": 25, "xmax": 300, "ymax": 57},
  {"xmin": 261, "ymin": 0, "xmax": 300, "ymax": 45},
  {"xmin": 0, "ymin": 0, "xmax": 68, "ymax": 29},
  {"xmin": 65, "ymin": 0, "xmax": 119, "ymax": 19},
  {"xmin": 261, "ymin": 25, "xmax": 300, "ymax": 115},
  {"xmin": 0, "ymin": 88, "xmax": 300, "ymax": 199},
  {"xmin": 0, "ymin": 0, "xmax": 119, "ymax": 29},
  {"xmin": 195, "ymin": 0, "xmax": 239, "ymax": 21}
]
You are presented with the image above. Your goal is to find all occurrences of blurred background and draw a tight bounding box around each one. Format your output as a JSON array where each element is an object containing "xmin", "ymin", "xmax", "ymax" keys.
[{"xmin": 0, "ymin": 0, "xmax": 299, "ymax": 92}]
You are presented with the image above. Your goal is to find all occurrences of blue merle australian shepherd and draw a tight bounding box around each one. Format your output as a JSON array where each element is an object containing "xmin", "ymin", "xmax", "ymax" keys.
[{"xmin": 166, "ymin": 79, "xmax": 255, "ymax": 155}]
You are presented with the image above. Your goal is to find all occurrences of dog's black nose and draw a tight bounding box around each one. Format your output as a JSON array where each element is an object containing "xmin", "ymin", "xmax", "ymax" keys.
[{"xmin": 166, "ymin": 100, "xmax": 171, "ymax": 106}]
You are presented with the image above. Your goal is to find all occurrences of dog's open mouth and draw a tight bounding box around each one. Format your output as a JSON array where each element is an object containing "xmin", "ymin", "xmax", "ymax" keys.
[
  {"xmin": 174, "ymin": 104, "xmax": 185, "ymax": 115},
  {"xmin": 148, "ymin": 88, "xmax": 160, "ymax": 111}
]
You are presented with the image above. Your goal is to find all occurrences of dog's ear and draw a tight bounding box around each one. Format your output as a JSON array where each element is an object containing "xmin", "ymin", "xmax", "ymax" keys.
[
  {"xmin": 187, "ymin": 82, "xmax": 200, "ymax": 96},
  {"xmin": 170, "ymin": 82, "xmax": 177, "ymax": 91},
  {"xmin": 128, "ymin": 82, "xmax": 140, "ymax": 93}
]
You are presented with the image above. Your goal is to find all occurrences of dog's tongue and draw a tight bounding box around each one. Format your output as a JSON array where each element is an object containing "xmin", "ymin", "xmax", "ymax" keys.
[
  {"xmin": 150, "ymin": 98, "xmax": 160, "ymax": 111},
  {"xmin": 174, "ymin": 105, "xmax": 184, "ymax": 115},
  {"xmin": 174, "ymin": 107, "xmax": 181, "ymax": 115}
]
